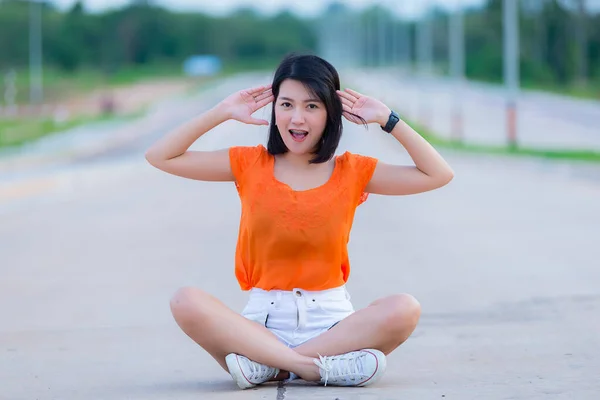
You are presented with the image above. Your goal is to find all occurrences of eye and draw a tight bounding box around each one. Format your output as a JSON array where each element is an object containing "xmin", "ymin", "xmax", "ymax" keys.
[
  {"xmin": 280, "ymin": 102, "xmax": 292, "ymax": 108},
  {"xmin": 308, "ymin": 104, "xmax": 319, "ymax": 109}
]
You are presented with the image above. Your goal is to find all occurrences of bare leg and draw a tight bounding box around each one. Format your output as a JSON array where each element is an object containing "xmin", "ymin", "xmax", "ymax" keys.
[
  {"xmin": 170, "ymin": 287, "xmax": 320, "ymax": 380},
  {"xmin": 292, "ymin": 294, "xmax": 421, "ymax": 358}
]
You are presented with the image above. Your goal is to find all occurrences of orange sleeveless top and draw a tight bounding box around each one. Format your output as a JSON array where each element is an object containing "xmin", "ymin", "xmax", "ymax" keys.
[{"xmin": 229, "ymin": 144, "xmax": 378, "ymax": 291}]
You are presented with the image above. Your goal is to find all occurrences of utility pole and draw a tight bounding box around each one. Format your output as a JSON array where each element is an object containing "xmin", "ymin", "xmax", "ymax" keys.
[
  {"xmin": 365, "ymin": 12, "xmax": 374, "ymax": 67},
  {"xmin": 449, "ymin": 2, "xmax": 465, "ymax": 142},
  {"xmin": 416, "ymin": 3, "xmax": 433, "ymax": 128},
  {"xmin": 397, "ymin": 2, "xmax": 411, "ymax": 73},
  {"xmin": 370, "ymin": 11, "xmax": 378, "ymax": 68},
  {"xmin": 503, "ymin": 0, "xmax": 519, "ymax": 148},
  {"xmin": 417, "ymin": 8, "xmax": 433, "ymax": 76},
  {"xmin": 574, "ymin": 0, "xmax": 588, "ymax": 86},
  {"xmin": 378, "ymin": 6, "xmax": 387, "ymax": 68},
  {"xmin": 29, "ymin": 0, "xmax": 44, "ymax": 105},
  {"xmin": 390, "ymin": 15, "xmax": 398, "ymax": 67}
]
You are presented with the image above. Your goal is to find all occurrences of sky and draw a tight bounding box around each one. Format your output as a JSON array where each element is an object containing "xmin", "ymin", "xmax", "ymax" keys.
[{"xmin": 49, "ymin": 0, "xmax": 487, "ymax": 18}]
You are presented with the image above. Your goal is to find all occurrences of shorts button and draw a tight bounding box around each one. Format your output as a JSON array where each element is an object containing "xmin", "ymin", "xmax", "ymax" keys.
[{"xmin": 295, "ymin": 291, "xmax": 302, "ymax": 297}]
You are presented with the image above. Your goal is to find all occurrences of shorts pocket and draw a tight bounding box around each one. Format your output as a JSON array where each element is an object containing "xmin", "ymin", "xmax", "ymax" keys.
[
  {"xmin": 241, "ymin": 300, "xmax": 269, "ymax": 326},
  {"xmin": 315, "ymin": 298, "xmax": 355, "ymax": 315}
]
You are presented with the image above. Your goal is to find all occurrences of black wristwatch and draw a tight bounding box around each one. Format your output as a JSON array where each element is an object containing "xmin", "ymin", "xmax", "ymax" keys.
[{"xmin": 381, "ymin": 110, "xmax": 400, "ymax": 133}]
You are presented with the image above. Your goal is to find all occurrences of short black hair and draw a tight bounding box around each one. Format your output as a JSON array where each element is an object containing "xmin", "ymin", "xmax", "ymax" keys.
[{"xmin": 267, "ymin": 53, "xmax": 365, "ymax": 164}]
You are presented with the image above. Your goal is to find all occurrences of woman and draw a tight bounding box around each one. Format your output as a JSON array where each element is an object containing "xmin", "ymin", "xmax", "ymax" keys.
[{"xmin": 145, "ymin": 53, "xmax": 454, "ymax": 389}]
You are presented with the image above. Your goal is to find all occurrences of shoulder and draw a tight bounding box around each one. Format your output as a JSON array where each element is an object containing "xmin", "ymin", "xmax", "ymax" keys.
[
  {"xmin": 229, "ymin": 144, "xmax": 270, "ymax": 188},
  {"xmin": 337, "ymin": 151, "xmax": 379, "ymax": 205},
  {"xmin": 229, "ymin": 144, "xmax": 267, "ymax": 162},
  {"xmin": 337, "ymin": 151, "xmax": 379, "ymax": 172},
  {"xmin": 229, "ymin": 144, "xmax": 268, "ymax": 171}
]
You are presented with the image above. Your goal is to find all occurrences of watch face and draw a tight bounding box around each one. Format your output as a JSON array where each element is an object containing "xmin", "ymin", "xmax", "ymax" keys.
[
  {"xmin": 386, "ymin": 112, "xmax": 399, "ymax": 132},
  {"xmin": 382, "ymin": 111, "xmax": 399, "ymax": 132}
]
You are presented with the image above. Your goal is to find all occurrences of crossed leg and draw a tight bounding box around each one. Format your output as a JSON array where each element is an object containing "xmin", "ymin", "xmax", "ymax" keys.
[
  {"xmin": 292, "ymin": 294, "xmax": 421, "ymax": 357},
  {"xmin": 170, "ymin": 288, "xmax": 421, "ymax": 381}
]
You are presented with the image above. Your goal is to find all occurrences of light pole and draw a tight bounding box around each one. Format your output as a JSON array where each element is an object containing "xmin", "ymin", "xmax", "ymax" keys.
[
  {"xmin": 449, "ymin": 1, "xmax": 465, "ymax": 142},
  {"xmin": 503, "ymin": 0, "xmax": 519, "ymax": 148},
  {"xmin": 396, "ymin": 2, "xmax": 411, "ymax": 72},
  {"xmin": 377, "ymin": 5, "xmax": 387, "ymax": 68},
  {"xmin": 416, "ymin": 2, "xmax": 433, "ymax": 128},
  {"xmin": 29, "ymin": 0, "xmax": 44, "ymax": 105}
]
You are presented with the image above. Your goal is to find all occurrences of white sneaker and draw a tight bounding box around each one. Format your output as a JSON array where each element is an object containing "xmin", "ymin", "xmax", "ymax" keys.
[
  {"xmin": 225, "ymin": 353, "xmax": 280, "ymax": 389},
  {"xmin": 313, "ymin": 349, "xmax": 386, "ymax": 387}
]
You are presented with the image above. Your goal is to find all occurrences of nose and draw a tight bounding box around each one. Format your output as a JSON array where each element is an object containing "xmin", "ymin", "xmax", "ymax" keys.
[{"xmin": 290, "ymin": 108, "xmax": 305, "ymax": 124}]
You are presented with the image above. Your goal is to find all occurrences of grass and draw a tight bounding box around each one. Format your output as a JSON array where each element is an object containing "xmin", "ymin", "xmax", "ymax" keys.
[
  {"xmin": 472, "ymin": 77, "xmax": 600, "ymax": 101},
  {"xmin": 0, "ymin": 112, "xmax": 141, "ymax": 149},
  {"xmin": 0, "ymin": 63, "xmax": 213, "ymax": 150},
  {"xmin": 412, "ymin": 122, "xmax": 600, "ymax": 163},
  {"xmin": 5, "ymin": 63, "xmax": 186, "ymax": 105},
  {"xmin": 6, "ymin": 60, "xmax": 278, "ymax": 106},
  {"xmin": 3, "ymin": 62, "xmax": 599, "ymax": 162},
  {"xmin": 521, "ymin": 81, "xmax": 600, "ymax": 101},
  {"xmin": 431, "ymin": 65, "xmax": 600, "ymax": 101},
  {"xmin": 0, "ymin": 60, "xmax": 277, "ymax": 150}
]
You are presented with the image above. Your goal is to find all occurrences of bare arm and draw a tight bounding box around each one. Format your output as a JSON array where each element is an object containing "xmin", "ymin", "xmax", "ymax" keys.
[
  {"xmin": 367, "ymin": 116, "xmax": 454, "ymax": 195},
  {"xmin": 338, "ymin": 88, "xmax": 454, "ymax": 196},
  {"xmin": 145, "ymin": 84, "xmax": 273, "ymax": 181},
  {"xmin": 144, "ymin": 105, "xmax": 234, "ymax": 181}
]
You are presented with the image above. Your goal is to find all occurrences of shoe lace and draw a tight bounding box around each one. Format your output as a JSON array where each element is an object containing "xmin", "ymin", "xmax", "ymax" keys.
[
  {"xmin": 244, "ymin": 357, "xmax": 275, "ymax": 381},
  {"xmin": 313, "ymin": 352, "xmax": 365, "ymax": 386}
]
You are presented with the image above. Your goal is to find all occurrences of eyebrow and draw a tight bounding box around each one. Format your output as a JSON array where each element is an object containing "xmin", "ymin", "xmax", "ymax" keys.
[{"xmin": 279, "ymin": 96, "xmax": 321, "ymax": 103}]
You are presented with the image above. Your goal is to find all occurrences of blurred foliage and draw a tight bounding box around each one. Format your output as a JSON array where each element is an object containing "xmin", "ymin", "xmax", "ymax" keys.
[
  {"xmin": 0, "ymin": 114, "xmax": 115, "ymax": 146},
  {"xmin": 413, "ymin": 120, "xmax": 600, "ymax": 163},
  {"xmin": 0, "ymin": 0, "xmax": 317, "ymax": 74},
  {"xmin": 346, "ymin": 0, "xmax": 599, "ymax": 94},
  {"xmin": 458, "ymin": 0, "xmax": 598, "ymax": 88},
  {"xmin": 0, "ymin": 0, "xmax": 599, "ymax": 94}
]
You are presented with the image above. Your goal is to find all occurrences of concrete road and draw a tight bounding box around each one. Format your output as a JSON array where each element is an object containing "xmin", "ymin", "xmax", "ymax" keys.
[
  {"xmin": 348, "ymin": 69, "xmax": 600, "ymax": 151},
  {"xmin": 1, "ymin": 74, "xmax": 600, "ymax": 399}
]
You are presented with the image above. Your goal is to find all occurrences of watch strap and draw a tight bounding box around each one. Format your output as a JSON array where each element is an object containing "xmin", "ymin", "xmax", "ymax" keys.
[{"xmin": 381, "ymin": 110, "xmax": 400, "ymax": 133}]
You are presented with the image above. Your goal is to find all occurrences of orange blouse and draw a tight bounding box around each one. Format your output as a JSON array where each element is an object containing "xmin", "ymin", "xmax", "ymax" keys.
[{"xmin": 229, "ymin": 144, "xmax": 378, "ymax": 291}]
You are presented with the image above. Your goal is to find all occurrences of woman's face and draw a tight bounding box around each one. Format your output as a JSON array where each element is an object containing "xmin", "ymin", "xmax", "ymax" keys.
[{"xmin": 274, "ymin": 79, "xmax": 328, "ymax": 156}]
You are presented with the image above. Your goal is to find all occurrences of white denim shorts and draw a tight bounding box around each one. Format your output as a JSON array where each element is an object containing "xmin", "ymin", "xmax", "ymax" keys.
[{"xmin": 241, "ymin": 285, "xmax": 355, "ymax": 348}]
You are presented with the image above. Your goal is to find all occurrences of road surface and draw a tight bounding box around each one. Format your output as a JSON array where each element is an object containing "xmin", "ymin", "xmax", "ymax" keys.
[{"xmin": 1, "ymin": 73, "xmax": 599, "ymax": 399}]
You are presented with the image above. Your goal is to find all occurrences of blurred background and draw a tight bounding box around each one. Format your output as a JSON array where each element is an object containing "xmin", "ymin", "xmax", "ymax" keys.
[
  {"xmin": 2, "ymin": 1, "xmax": 600, "ymax": 398},
  {"xmin": 0, "ymin": 0, "xmax": 599, "ymax": 158}
]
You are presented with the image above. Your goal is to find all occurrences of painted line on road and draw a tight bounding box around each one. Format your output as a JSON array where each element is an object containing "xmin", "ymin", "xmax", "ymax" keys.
[{"xmin": 0, "ymin": 177, "xmax": 61, "ymax": 203}]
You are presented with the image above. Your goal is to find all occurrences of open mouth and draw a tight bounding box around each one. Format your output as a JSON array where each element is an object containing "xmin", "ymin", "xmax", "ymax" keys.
[{"xmin": 289, "ymin": 129, "xmax": 308, "ymax": 142}]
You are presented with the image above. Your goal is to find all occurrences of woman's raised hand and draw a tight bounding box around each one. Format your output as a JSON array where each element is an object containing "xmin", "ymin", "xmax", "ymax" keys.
[
  {"xmin": 337, "ymin": 88, "xmax": 391, "ymax": 126},
  {"xmin": 218, "ymin": 84, "xmax": 274, "ymax": 126}
]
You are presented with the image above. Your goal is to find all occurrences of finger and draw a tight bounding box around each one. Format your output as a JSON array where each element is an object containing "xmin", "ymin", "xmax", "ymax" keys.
[
  {"xmin": 340, "ymin": 93, "xmax": 358, "ymax": 103},
  {"xmin": 344, "ymin": 88, "xmax": 364, "ymax": 99},
  {"xmin": 249, "ymin": 118, "xmax": 269, "ymax": 126},
  {"xmin": 337, "ymin": 90, "xmax": 357, "ymax": 102},
  {"xmin": 342, "ymin": 110, "xmax": 356, "ymax": 120},
  {"xmin": 341, "ymin": 103, "xmax": 353, "ymax": 114},
  {"xmin": 343, "ymin": 112, "xmax": 361, "ymax": 124},
  {"xmin": 339, "ymin": 96, "xmax": 354, "ymax": 109},
  {"xmin": 256, "ymin": 94, "xmax": 275, "ymax": 108},
  {"xmin": 254, "ymin": 89, "xmax": 273, "ymax": 102},
  {"xmin": 338, "ymin": 89, "xmax": 358, "ymax": 102},
  {"xmin": 257, "ymin": 85, "xmax": 273, "ymax": 95},
  {"xmin": 342, "ymin": 111, "xmax": 360, "ymax": 124},
  {"xmin": 248, "ymin": 84, "xmax": 272, "ymax": 95},
  {"xmin": 240, "ymin": 90, "xmax": 253, "ymax": 100}
]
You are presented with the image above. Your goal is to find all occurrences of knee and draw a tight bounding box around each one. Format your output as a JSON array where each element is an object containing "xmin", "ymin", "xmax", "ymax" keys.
[
  {"xmin": 382, "ymin": 294, "xmax": 421, "ymax": 332},
  {"xmin": 170, "ymin": 287, "xmax": 210, "ymax": 323}
]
